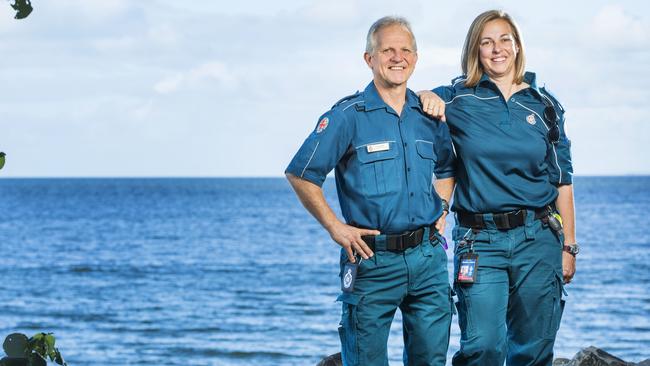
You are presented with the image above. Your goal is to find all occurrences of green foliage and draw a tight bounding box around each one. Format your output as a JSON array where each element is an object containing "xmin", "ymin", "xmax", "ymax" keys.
[
  {"xmin": 0, "ymin": 333, "xmax": 66, "ymax": 366},
  {"xmin": 8, "ymin": 0, "xmax": 33, "ymax": 19},
  {"xmin": 0, "ymin": 152, "xmax": 5, "ymax": 170}
]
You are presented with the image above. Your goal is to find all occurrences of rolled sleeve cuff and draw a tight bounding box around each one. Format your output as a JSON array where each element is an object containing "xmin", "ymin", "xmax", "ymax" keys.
[
  {"xmin": 434, "ymin": 170, "xmax": 455, "ymax": 179},
  {"xmin": 284, "ymin": 166, "xmax": 326, "ymax": 187},
  {"xmin": 557, "ymin": 173, "xmax": 573, "ymax": 185}
]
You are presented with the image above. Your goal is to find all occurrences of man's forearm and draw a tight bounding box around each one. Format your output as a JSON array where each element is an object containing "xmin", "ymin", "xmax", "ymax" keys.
[
  {"xmin": 434, "ymin": 177, "xmax": 455, "ymax": 203},
  {"xmin": 286, "ymin": 173, "xmax": 341, "ymax": 231}
]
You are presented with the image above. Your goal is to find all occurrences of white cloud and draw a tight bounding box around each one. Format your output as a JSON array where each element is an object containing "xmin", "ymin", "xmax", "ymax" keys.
[
  {"xmin": 54, "ymin": 0, "xmax": 131, "ymax": 21},
  {"xmin": 153, "ymin": 62, "xmax": 238, "ymax": 95},
  {"xmin": 148, "ymin": 24, "xmax": 179, "ymax": 46},
  {"xmin": 154, "ymin": 74, "xmax": 185, "ymax": 94},
  {"xmin": 584, "ymin": 4, "xmax": 649, "ymax": 50},
  {"xmin": 92, "ymin": 36, "xmax": 137, "ymax": 52}
]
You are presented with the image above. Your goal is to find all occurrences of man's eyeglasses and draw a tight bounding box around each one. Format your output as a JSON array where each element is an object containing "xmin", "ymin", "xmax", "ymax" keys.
[{"xmin": 542, "ymin": 98, "xmax": 560, "ymax": 144}]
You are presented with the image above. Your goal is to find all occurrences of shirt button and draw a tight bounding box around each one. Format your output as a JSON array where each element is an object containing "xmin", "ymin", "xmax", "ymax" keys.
[
  {"xmin": 411, "ymin": 218, "xmax": 415, "ymax": 222},
  {"xmin": 407, "ymin": 167, "xmax": 411, "ymax": 172},
  {"xmin": 404, "ymin": 142, "xmax": 407, "ymax": 147},
  {"xmin": 510, "ymin": 97, "xmax": 515, "ymax": 102},
  {"xmin": 410, "ymin": 192, "xmax": 414, "ymax": 197}
]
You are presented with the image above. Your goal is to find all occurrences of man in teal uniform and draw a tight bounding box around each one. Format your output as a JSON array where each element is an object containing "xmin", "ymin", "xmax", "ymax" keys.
[{"xmin": 286, "ymin": 17, "xmax": 456, "ymax": 366}]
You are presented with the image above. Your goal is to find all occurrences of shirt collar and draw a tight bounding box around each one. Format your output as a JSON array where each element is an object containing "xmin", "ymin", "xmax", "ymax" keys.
[
  {"xmin": 523, "ymin": 71, "xmax": 544, "ymax": 99},
  {"xmin": 523, "ymin": 71, "xmax": 537, "ymax": 88},
  {"xmin": 362, "ymin": 81, "xmax": 419, "ymax": 114},
  {"xmin": 476, "ymin": 71, "xmax": 542, "ymax": 96},
  {"xmin": 406, "ymin": 88, "xmax": 424, "ymax": 113},
  {"xmin": 362, "ymin": 81, "xmax": 387, "ymax": 111}
]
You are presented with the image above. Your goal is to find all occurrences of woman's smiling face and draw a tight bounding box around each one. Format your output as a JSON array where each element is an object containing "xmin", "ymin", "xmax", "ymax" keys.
[{"xmin": 478, "ymin": 19, "xmax": 519, "ymax": 80}]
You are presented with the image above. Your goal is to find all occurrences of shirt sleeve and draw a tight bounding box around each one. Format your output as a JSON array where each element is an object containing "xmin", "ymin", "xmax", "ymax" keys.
[
  {"xmin": 285, "ymin": 109, "xmax": 353, "ymax": 187},
  {"xmin": 432, "ymin": 85, "xmax": 456, "ymax": 103},
  {"xmin": 545, "ymin": 95, "xmax": 574, "ymax": 185},
  {"xmin": 433, "ymin": 120, "xmax": 456, "ymax": 179}
]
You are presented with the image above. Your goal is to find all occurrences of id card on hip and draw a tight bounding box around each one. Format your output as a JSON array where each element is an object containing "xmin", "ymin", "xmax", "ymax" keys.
[{"xmin": 457, "ymin": 253, "xmax": 478, "ymax": 284}]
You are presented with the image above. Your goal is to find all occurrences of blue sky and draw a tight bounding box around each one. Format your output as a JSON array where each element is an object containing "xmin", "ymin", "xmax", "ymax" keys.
[{"xmin": 1, "ymin": 0, "xmax": 648, "ymax": 177}]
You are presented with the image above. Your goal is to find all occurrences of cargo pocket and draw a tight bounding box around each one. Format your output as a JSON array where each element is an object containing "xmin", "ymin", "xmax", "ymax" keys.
[
  {"xmin": 454, "ymin": 284, "xmax": 475, "ymax": 340},
  {"xmin": 415, "ymin": 140, "xmax": 437, "ymax": 196},
  {"xmin": 543, "ymin": 273, "xmax": 566, "ymax": 340},
  {"xmin": 449, "ymin": 286, "xmax": 457, "ymax": 316},
  {"xmin": 337, "ymin": 292, "xmax": 362, "ymax": 366},
  {"xmin": 356, "ymin": 142, "xmax": 400, "ymax": 197}
]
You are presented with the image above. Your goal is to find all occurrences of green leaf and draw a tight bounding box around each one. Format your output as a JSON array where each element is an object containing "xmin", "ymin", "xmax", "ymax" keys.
[
  {"xmin": 42, "ymin": 335, "xmax": 55, "ymax": 360},
  {"xmin": 53, "ymin": 350, "xmax": 66, "ymax": 366},
  {"xmin": 2, "ymin": 334, "xmax": 28, "ymax": 358}
]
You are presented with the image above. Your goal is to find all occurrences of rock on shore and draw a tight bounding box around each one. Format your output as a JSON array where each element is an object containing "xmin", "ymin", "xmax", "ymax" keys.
[
  {"xmin": 553, "ymin": 346, "xmax": 649, "ymax": 366},
  {"xmin": 317, "ymin": 347, "xmax": 650, "ymax": 366}
]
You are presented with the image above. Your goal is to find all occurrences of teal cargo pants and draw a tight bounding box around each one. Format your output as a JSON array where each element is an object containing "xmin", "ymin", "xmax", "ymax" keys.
[
  {"xmin": 451, "ymin": 210, "xmax": 566, "ymax": 366},
  {"xmin": 337, "ymin": 229, "xmax": 453, "ymax": 366}
]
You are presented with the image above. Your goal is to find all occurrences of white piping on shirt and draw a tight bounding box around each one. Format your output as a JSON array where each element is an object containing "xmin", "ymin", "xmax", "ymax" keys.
[
  {"xmin": 452, "ymin": 78, "xmax": 467, "ymax": 86},
  {"xmin": 540, "ymin": 93, "xmax": 555, "ymax": 107},
  {"xmin": 515, "ymin": 101, "xmax": 546, "ymax": 130},
  {"xmin": 445, "ymin": 94, "xmax": 499, "ymax": 105},
  {"xmin": 342, "ymin": 101, "xmax": 364, "ymax": 111},
  {"xmin": 300, "ymin": 141, "xmax": 320, "ymax": 178},
  {"xmin": 515, "ymin": 101, "xmax": 563, "ymax": 183}
]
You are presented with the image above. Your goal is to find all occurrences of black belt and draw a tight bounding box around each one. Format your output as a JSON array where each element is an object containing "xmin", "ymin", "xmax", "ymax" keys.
[
  {"xmin": 458, "ymin": 206, "xmax": 550, "ymax": 230},
  {"xmin": 361, "ymin": 226, "xmax": 429, "ymax": 252}
]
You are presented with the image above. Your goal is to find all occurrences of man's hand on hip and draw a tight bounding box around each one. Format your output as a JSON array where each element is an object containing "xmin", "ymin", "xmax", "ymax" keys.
[{"xmin": 328, "ymin": 221, "xmax": 379, "ymax": 263}]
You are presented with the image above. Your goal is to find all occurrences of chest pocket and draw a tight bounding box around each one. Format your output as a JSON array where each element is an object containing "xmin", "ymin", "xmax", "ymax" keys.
[
  {"xmin": 356, "ymin": 141, "xmax": 400, "ymax": 197},
  {"xmin": 415, "ymin": 140, "xmax": 437, "ymax": 196}
]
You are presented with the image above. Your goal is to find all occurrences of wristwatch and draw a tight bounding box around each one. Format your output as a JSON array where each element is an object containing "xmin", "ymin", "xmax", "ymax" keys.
[
  {"xmin": 563, "ymin": 243, "xmax": 580, "ymax": 256},
  {"xmin": 441, "ymin": 199, "xmax": 450, "ymax": 213}
]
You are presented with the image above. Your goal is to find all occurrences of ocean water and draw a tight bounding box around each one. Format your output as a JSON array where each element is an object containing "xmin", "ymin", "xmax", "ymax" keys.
[{"xmin": 0, "ymin": 177, "xmax": 648, "ymax": 365}]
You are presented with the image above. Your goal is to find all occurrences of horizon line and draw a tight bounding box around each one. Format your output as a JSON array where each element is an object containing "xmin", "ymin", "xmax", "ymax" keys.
[{"xmin": 2, "ymin": 174, "xmax": 650, "ymax": 179}]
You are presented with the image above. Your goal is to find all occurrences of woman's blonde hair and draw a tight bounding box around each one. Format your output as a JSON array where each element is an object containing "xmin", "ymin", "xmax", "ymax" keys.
[{"xmin": 461, "ymin": 10, "xmax": 526, "ymax": 87}]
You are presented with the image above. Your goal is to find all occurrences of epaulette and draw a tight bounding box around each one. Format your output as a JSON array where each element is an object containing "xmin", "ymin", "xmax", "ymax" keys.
[
  {"xmin": 539, "ymin": 86, "xmax": 565, "ymax": 113},
  {"xmin": 331, "ymin": 91, "xmax": 362, "ymax": 109}
]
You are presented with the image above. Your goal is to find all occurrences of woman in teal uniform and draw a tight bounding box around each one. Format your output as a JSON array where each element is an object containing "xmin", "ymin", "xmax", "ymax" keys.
[{"xmin": 419, "ymin": 10, "xmax": 577, "ymax": 366}]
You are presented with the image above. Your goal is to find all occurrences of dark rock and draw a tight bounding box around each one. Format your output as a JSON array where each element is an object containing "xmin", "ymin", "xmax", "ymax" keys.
[
  {"xmin": 565, "ymin": 346, "xmax": 634, "ymax": 366},
  {"xmin": 316, "ymin": 352, "xmax": 342, "ymax": 366},
  {"xmin": 0, "ymin": 357, "xmax": 29, "ymax": 366},
  {"xmin": 2, "ymin": 334, "xmax": 28, "ymax": 358},
  {"xmin": 319, "ymin": 348, "xmax": 644, "ymax": 366}
]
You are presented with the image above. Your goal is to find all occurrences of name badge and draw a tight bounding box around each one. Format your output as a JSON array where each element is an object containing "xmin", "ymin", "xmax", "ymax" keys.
[{"xmin": 366, "ymin": 142, "xmax": 389, "ymax": 153}]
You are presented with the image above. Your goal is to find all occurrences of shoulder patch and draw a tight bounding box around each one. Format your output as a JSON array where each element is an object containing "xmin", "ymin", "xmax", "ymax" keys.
[
  {"xmin": 316, "ymin": 117, "xmax": 329, "ymax": 133},
  {"xmin": 332, "ymin": 91, "xmax": 361, "ymax": 109}
]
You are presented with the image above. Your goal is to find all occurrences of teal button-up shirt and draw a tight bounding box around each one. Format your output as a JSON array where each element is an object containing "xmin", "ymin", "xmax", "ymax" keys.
[
  {"xmin": 433, "ymin": 72, "xmax": 573, "ymax": 213},
  {"xmin": 286, "ymin": 81, "xmax": 456, "ymax": 234}
]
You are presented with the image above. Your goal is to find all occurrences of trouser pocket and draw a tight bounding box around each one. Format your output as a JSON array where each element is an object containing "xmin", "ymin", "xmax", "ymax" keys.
[
  {"xmin": 454, "ymin": 284, "xmax": 475, "ymax": 339},
  {"xmin": 543, "ymin": 273, "xmax": 566, "ymax": 340},
  {"xmin": 337, "ymin": 292, "xmax": 362, "ymax": 366}
]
